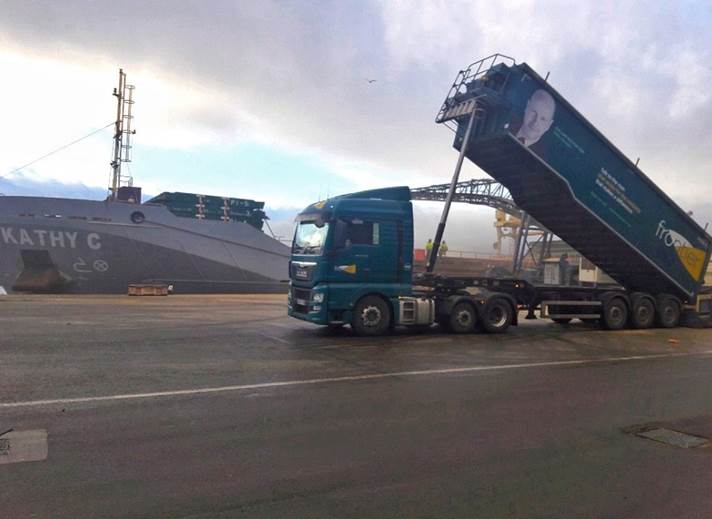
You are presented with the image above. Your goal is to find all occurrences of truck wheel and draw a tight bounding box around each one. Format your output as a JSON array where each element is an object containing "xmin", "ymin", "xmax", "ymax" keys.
[
  {"xmin": 352, "ymin": 295, "xmax": 391, "ymax": 336},
  {"xmin": 630, "ymin": 296, "xmax": 655, "ymax": 329},
  {"xmin": 481, "ymin": 298, "xmax": 513, "ymax": 334},
  {"xmin": 656, "ymin": 297, "xmax": 681, "ymax": 328},
  {"xmin": 602, "ymin": 297, "xmax": 628, "ymax": 330},
  {"xmin": 448, "ymin": 302, "xmax": 477, "ymax": 334},
  {"xmin": 552, "ymin": 318, "xmax": 572, "ymax": 325}
]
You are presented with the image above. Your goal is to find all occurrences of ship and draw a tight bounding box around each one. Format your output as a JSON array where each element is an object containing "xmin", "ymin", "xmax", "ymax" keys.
[{"xmin": 0, "ymin": 70, "xmax": 290, "ymax": 294}]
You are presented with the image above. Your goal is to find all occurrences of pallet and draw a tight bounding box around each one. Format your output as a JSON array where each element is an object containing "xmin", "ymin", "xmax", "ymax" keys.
[{"xmin": 128, "ymin": 284, "xmax": 169, "ymax": 296}]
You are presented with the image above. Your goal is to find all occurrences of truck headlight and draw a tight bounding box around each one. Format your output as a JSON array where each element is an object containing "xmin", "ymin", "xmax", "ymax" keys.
[{"xmin": 312, "ymin": 292, "xmax": 325, "ymax": 303}]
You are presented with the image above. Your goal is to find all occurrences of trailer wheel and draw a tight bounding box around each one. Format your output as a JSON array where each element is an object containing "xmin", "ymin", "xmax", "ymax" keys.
[
  {"xmin": 352, "ymin": 295, "xmax": 391, "ymax": 336},
  {"xmin": 481, "ymin": 298, "xmax": 513, "ymax": 334},
  {"xmin": 630, "ymin": 296, "xmax": 655, "ymax": 329},
  {"xmin": 656, "ymin": 297, "xmax": 681, "ymax": 328},
  {"xmin": 448, "ymin": 302, "xmax": 477, "ymax": 334},
  {"xmin": 602, "ymin": 297, "xmax": 628, "ymax": 330}
]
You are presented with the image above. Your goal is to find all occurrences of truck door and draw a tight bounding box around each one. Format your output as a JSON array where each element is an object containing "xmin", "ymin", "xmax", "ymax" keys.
[{"xmin": 329, "ymin": 218, "xmax": 395, "ymax": 284}]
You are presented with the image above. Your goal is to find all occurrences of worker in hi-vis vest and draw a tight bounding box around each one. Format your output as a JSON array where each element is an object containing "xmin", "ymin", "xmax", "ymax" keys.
[{"xmin": 439, "ymin": 241, "xmax": 449, "ymax": 257}]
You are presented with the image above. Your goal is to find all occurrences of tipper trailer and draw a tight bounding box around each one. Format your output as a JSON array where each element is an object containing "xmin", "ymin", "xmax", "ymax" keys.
[{"xmin": 288, "ymin": 55, "xmax": 712, "ymax": 336}]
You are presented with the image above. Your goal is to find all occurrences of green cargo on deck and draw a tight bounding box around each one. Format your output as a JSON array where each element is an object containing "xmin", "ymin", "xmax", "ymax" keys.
[{"xmin": 147, "ymin": 192, "xmax": 266, "ymax": 230}]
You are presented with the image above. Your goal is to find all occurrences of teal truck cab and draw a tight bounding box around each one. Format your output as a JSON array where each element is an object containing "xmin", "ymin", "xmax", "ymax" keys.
[
  {"xmin": 288, "ymin": 186, "xmax": 520, "ymax": 336},
  {"xmin": 288, "ymin": 186, "xmax": 414, "ymax": 335}
]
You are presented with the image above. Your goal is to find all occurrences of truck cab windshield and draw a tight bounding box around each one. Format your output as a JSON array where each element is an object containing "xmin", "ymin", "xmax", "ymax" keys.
[{"xmin": 293, "ymin": 221, "xmax": 329, "ymax": 255}]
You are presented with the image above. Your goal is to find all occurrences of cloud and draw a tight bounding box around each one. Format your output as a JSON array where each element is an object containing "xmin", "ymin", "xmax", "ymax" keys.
[
  {"xmin": 2, "ymin": 0, "xmax": 712, "ymax": 245},
  {"xmin": 0, "ymin": 172, "xmax": 108, "ymax": 199},
  {"xmin": 0, "ymin": 1, "xmax": 456, "ymax": 189},
  {"xmin": 667, "ymin": 47, "xmax": 712, "ymax": 119}
]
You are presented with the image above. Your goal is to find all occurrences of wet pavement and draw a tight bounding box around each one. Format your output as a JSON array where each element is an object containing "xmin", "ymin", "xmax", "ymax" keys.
[{"xmin": 1, "ymin": 294, "xmax": 712, "ymax": 518}]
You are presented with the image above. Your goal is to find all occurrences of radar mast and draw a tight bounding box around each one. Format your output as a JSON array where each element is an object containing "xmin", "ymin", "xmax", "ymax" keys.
[{"xmin": 109, "ymin": 69, "xmax": 135, "ymax": 200}]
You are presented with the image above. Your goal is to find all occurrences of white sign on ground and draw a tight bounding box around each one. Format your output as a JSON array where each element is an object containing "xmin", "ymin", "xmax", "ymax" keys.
[{"xmin": 0, "ymin": 430, "xmax": 48, "ymax": 465}]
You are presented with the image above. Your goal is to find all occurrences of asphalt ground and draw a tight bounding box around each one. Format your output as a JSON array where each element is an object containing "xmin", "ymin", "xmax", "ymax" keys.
[{"xmin": 1, "ymin": 294, "xmax": 712, "ymax": 518}]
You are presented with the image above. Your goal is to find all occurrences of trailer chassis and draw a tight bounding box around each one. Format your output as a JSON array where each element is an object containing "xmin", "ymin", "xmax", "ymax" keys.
[{"xmin": 415, "ymin": 274, "xmax": 695, "ymax": 332}]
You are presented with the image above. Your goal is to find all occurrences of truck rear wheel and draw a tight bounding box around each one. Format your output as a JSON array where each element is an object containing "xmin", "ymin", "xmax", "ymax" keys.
[
  {"xmin": 602, "ymin": 297, "xmax": 628, "ymax": 330},
  {"xmin": 481, "ymin": 298, "xmax": 513, "ymax": 334},
  {"xmin": 352, "ymin": 295, "xmax": 391, "ymax": 336},
  {"xmin": 448, "ymin": 302, "xmax": 477, "ymax": 334},
  {"xmin": 656, "ymin": 297, "xmax": 681, "ymax": 328},
  {"xmin": 630, "ymin": 296, "xmax": 655, "ymax": 329}
]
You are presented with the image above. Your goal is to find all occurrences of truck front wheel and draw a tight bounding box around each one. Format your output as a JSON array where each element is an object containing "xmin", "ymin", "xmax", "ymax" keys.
[
  {"xmin": 481, "ymin": 298, "xmax": 513, "ymax": 334},
  {"xmin": 352, "ymin": 295, "xmax": 391, "ymax": 336}
]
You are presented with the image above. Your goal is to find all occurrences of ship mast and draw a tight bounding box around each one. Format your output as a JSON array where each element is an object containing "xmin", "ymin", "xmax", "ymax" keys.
[{"xmin": 109, "ymin": 69, "xmax": 135, "ymax": 201}]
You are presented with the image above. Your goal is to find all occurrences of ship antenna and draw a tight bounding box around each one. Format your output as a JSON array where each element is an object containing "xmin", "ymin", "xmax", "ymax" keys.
[{"xmin": 109, "ymin": 69, "xmax": 136, "ymax": 200}]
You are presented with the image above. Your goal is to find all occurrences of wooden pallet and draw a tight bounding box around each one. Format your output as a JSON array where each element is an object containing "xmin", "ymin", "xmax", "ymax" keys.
[{"xmin": 127, "ymin": 284, "xmax": 169, "ymax": 296}]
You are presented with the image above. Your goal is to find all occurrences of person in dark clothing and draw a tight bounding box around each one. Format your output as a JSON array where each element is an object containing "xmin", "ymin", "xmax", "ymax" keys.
[{"xmin": 559, "ymin": 253, "xmax": 570, "ymax": 285}]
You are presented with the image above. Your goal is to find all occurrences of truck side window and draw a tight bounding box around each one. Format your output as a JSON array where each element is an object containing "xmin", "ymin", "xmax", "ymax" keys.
[
  {"xmin": 334, "ymin": 220, "xmax": 380, "ymax": 247},
  {"xmin": 347, "ymin": 221, "xmax": 374, "ymax": 245}
]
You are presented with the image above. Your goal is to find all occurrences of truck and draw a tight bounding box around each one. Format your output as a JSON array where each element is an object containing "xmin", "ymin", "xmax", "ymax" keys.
[{"xmin": 287, "ymin": 54, "xmax": 712, "ymax": 336}]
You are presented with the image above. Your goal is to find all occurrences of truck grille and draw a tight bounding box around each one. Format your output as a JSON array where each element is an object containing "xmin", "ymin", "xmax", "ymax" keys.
[
  {"xmin": 291, "ymin": 262, "xmax": 315, "ymax": 282},
  {"xmin": 291, "ymin": 287, "xmax": 311, "ymax": 314}
]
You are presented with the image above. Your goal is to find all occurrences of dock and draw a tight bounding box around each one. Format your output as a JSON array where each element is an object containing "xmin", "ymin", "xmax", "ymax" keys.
[{"xmin": 2, "ymin": 294, "xmax": 712, "ymax": 517}]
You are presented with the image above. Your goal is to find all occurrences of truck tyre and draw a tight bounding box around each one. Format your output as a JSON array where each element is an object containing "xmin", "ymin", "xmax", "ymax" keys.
[
  {"xmin": 656, "ymin": 297, "xmax": 681, "ymax": 328},
  {"xmin": 448, "ymin": 302, "xmax": 477, "ymax": 334},
  {"xmin": 602, "ymin": 297, "xmax": 628, "ymax": 330},
  {"xmin": 481, "ymin": 298, "xmax": 513, "ymax": 334},
  {"xmin": 630, "ymin": 295, "xmax": 655, "ymax": 329},
  {"xmin": 352, "ymin": 295, "xmax": 391, "ymax": 336}
]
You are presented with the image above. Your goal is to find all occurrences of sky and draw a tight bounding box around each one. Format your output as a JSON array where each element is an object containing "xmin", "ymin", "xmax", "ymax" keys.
[{"xmin": 2, "ymin": 0, "xmax": 712, "ymax": 252}]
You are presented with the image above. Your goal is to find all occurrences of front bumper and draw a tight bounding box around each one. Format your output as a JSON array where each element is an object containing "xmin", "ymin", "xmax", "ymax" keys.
[{"xmin": 287, "ymin": 284, "xmax": 329, "ymax": 324}]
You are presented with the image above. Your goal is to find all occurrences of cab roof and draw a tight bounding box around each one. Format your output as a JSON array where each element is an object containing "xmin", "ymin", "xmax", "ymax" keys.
[{"xmin": 296, "ymin": 186, "xmax": 411, "ymax": 221}]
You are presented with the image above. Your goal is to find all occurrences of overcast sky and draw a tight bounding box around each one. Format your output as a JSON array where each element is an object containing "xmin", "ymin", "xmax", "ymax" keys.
[{"xmin": 2, "ymin": 0, "xmax": 712, "ymax": 252}]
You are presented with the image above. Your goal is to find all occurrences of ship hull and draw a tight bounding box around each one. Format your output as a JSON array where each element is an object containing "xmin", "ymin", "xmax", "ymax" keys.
[{"xmin": 0, "ymin": 197, "xmax": 290, "ymax": 294}]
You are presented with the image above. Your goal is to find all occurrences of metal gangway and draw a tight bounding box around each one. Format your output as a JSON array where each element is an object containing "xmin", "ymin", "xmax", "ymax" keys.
[{"xmin": 411, "ymin": 178, "xmax": 553, "ymax": 274}]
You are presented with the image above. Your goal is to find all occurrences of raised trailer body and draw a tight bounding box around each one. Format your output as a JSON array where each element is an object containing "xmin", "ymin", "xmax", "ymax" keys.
[{"xmin": 440, "ymin": 56, "xmax": 712, "ymax": 302}]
